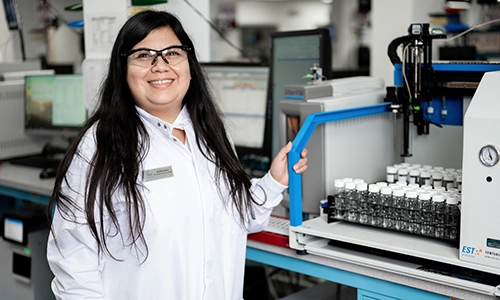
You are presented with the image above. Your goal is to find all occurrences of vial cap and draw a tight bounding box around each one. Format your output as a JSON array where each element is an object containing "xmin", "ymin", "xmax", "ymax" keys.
[
  {"xmin": 414, "ymin": 188, "xmax": 425, "ymax": 194},
  {"xmin": 411, "ymin": 164, "xmax": 421, "ymax": 168},
  {"xmin": 393, "ymin": 189, "xmax": 404, "ymax": 197},
  {"xmin": 409, "ymin": 169, "xmax": 419, "ymax": 176},
  {"xmin": 446, "ymin": 195, "xmax": 458, "ymax": 205},
  {"xmin": 423, "ymin": 165, "xmax": 433, "ymax": 170},
  {"xmin": 418, "ymin": 193, "xmax": 431, "ymax": 201},
  {"xmin": 422, "ymin": 185, "xmax": 433, "ymax": 190},
  {"xmin": 354, "ymin": 178, "xmax": 365, "ymax": 184},
  {"xmin": 405, "ymin": 191, "xmax": 417, "ymax": 198},
  {"xmin": 408, "ymin": 183, "xmax": 420, "ymax": 189},
  {"xmin": 345, "ymin": 182, "xmax": 356, "ymax": 189},
  {"xmin": 432, "ymin": 194, "xmax": 445, "ymax": 202},
  {"xmin": 369, "ymin": 185, "xmax": 380, "ymax": 193},
  {"xmin": 434, "ymin": 166, "xmax": 444, "ymax": 171},
  {"xmin": 444, "ymin": 174, "xmax": 454, "ymax": 181},
  {"xmin": 356, "ymin": 183, "xmax": 368, "ymax": 191},
  {"xmin": 398, "ymin": 168, "xmax": 408, "ymax": 175},
  {"xmin": 420, "ymin": 171, "xmax": 430, "ymax": 178},
  {"xmin": 432, "ymin": 172, "xmax": 443, "ymax": 180},
  {"xmin": 386, "ymin": 166, "xmax": 397, "ymax": 173},
  {"xmin": 376, "ymin": 182, "xmax": 388, "ymax": 187},
  {"xmin": 334, "ymin": 179, "xmax": 345, "ymax": 188},
  {"xmin": 381, "ymin": 187, "xmax": 392, "ymax": 195}
]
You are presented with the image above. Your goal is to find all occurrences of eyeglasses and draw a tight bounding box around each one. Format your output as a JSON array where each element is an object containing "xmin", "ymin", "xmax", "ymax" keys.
[{"xmin": 121, "ymin": 45, "xmax": 191, "ymax": 68}]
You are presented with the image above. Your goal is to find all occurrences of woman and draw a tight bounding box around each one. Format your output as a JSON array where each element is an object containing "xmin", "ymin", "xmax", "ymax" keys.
[{"xmin": 47, "ymin": 9, "xmax": 308, "ymax": 300}]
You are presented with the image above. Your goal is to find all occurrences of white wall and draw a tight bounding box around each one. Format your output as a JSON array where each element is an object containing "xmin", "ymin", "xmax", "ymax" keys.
[{"xmin": 210, "ymin": 0, "xmax": 331, "ymax": 62}]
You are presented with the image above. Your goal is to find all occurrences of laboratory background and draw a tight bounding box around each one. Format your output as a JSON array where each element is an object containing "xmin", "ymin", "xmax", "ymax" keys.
[{"xmin": 1, "ymin": 0, "xmax": 500, "ymax": 299}]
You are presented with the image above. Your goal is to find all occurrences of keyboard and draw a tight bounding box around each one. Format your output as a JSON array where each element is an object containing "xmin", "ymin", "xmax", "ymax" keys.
[
  {"xmin": 8, "ymin": 155, "xmax": 61, "ymax": 169},
  {"xmin": 265, "ymin": 216, "xmax": 290, "ymax": 236}
]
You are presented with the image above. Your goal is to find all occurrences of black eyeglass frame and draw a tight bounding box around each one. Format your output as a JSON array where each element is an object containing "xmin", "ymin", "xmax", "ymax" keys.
[{"xmin": 121, "ymin": 45, "xmax": 192, "ymax": 66}]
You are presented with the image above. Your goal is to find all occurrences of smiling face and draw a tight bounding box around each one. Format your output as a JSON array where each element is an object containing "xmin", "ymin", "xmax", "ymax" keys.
[{"xmin": 126, "ymin": 27, "xmax": 191, "ymax": 123}]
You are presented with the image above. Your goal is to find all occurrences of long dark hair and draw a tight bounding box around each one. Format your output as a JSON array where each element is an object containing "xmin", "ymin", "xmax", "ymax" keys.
[{"xmin": 48, "ymin": 10, "xmax": 259, "ymax": 260}]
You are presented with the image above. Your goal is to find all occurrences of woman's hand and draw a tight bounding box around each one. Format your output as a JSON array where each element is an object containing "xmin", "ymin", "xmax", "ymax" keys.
[{"xmin": 270, "ymin": 141, "xmax": 308, "ymax": 186}]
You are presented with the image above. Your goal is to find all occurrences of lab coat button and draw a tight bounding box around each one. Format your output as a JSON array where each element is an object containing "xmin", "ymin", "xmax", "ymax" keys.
[{"xmin": 157, "ymin": 122, "xmax": 161, "ymax": 127}]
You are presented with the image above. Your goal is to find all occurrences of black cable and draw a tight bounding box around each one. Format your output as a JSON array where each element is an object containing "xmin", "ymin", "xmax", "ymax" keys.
[{"xmin": 182, "ymin": 0, "xmax": 254, "ymax": 62}]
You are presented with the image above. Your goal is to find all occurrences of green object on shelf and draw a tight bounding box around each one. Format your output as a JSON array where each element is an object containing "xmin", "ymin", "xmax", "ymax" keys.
[
  {"xmin": 64, "ymin": 3, "xmax": 83, "ymax": 11},
  {"xmin": 132, "ymin": 0, "xmax": 167, "ymax": 6}
]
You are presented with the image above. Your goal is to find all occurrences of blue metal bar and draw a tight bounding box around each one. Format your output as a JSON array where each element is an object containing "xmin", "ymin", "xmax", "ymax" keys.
[
  {"xmin": 0, "ymin": 186, "xmax": 50, "ymax": 206},
  {"xmin": 288, "ymin": 103, "xmax": 391, "ymax": 227},
  {"xmin": 246, "ymin": 247, "xmax": 447, "ymax": 300}
]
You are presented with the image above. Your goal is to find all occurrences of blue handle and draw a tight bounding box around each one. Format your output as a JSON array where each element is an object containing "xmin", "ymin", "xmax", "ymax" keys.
[{"xmin": 288, "ymin": 103, "xmax": 391, "ymax": 227}]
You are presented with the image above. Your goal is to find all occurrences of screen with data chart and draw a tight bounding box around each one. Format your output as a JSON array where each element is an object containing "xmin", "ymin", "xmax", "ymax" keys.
[
  {"xmin": 24, "ymin": 74, "xmax": 87, "ymax": 137},
  {"xmin": 202, "ymin": 63, "xmax": 271, "ymax": 160}
]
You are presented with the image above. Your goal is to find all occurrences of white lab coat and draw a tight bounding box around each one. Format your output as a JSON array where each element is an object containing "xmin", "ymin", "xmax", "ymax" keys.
[{"xmin": 47, "ymin": 106, "xmax": 286, "ymax": 300}]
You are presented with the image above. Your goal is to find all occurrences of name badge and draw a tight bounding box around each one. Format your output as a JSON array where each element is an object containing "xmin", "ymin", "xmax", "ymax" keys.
[{"xmin": 143, "ymin": 166, "xmax": 174, "ymax": 182}]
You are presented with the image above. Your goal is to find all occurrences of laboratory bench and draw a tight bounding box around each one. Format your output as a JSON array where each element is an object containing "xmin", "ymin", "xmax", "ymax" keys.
[{"xmin": 0, "ymin": 163, "xmax": 497, "ymax": 300}]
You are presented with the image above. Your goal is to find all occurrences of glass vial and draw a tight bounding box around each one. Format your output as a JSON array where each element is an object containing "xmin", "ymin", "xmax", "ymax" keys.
[
  {"xmin": 445, "ymin": 194, "xmax": 460, "ymax": 241},
  {"xmin": 393, "ymin": 189, "xmax": 408, "ymax": 232},
  {"xmin": 352, "ymin": 182, "xmax": 368, "ymax": 223},
  {"xmin": 408, "ymin": 169, "xmax": 420, "ymax": 185},
  {"xmin": 344, "ymin": 182, "xmax": 357, "ymax": 223},
  {"xmin": 332, "ymin": 179, "xmax": 345, "ymax": 221},
  {"xmin": 386, "ymin": 166, "xmax": 397, "ymax": 184},
  {"xmin": 433, "ymin": 194, "xmax": 446, "ymax": 239},
  {"xmin": 380, "ymin": 187, "xmax": 394, "ymax": 229},
  {"xmin": 406, "ymin": 191, "xmax": 421, "ymax": 234},
  {"xmin": 420, "ymin": 192, "xmax": 434, "ymax": 237}
]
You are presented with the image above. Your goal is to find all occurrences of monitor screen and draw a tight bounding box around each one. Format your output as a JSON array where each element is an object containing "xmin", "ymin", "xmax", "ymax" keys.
[
  {"xmin": 2, "ymin": 0, "xmax": 19, "ymax": 30},
  {"xmin": 268, "ymin": 28, "xmax": 332, "ymax": 157},
  {"xmin": 202, "ymin": 63, "xmax": 271, "ymax": 164},
  {"xmin": 24, "ymin": 74, "xmax": 87, "ymax": 137}
]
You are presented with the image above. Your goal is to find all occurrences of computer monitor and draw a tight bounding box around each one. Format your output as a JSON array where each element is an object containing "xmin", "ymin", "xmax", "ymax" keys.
[
  {"xmin": 202, "ymin": 63, "xmax": 271, "ymax": 169},
  {"xmin": 24, "ymin": 74, "xmax": 87, "ymax": 137},
  {"xmin": 268, "ymin": 28, "xmax": 332, "ymax": 157}
]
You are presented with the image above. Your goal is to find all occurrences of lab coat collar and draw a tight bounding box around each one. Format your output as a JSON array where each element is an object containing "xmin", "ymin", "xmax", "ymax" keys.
[{"xmin": 136, "ymin": 105, "xmax": 191, "ymax": 133}]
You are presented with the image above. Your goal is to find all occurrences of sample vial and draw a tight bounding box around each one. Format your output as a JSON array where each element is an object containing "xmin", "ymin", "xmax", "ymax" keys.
[
  {"xmin": 456, "ymin": 174, "xmax": 462, "ymax": 192},
  {"xmin": 392, "ymin": 189, "xmax": 407, "ymax": 232},
  {"xmin": 432, "ymin": 172, "xmax": 443, "ymax": 188},
  {"xmin": 419, "ymin": 171, "xmax": 431, "ymax": 186},
  {"xmin": 445, "ymin": 195, "xmax": 460, "ymax": 241},
  {"xmin": 432, "ymin": 194, "xmax": 446, "ymax": 239},
  {"xmin": 367, "ymin": 184, "xmax": 380, "ymax": 226},
  {"xmin": 352, "ymin": 183, "xmax": 368, "ymax": 223},
  {"xmin": 333, "ymin": 179, "xmax": 346, "ymax": 221},
  {"xmin": 344, "ymin": 182, "xmax": 357, "ymax": 223},
  {"xmin": 408, "ymin": 169, "xmax": 420, "ymax": 185},
  {"xmin": 444, "ymin": 173, "xmax": 454, "ymax": 191},
  {"xmin": 380, "ymin": 187, "xmax": 394, "ymax": 229},
  {"xmin": 398, "ymin": 168, "xmax": 408, "ymax": 183},
  {"xmin": 406, "ymin": 191, "xmax": 421, "ymax": 234},
  {"xmin": 386, "ymin": 166, "xmax": 397, "ymax": 183},
  {"xmin": 420, "ymin": 192, "xmax": 434, "ymax": 237}
]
